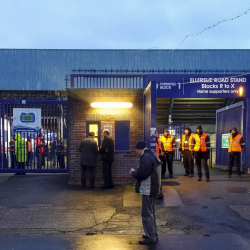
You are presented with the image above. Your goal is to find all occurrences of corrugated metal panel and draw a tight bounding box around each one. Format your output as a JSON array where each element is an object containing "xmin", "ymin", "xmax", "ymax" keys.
[
  {"xmin": 72, "ymin": 76, "xmax": 143, "ymax": 89},
  {"xmin": 0, "ymin": 49, "xmax": 250, "ymax": 90},
  {"xmin": 216, "ymin": 102, "xmax": 245, "ymax": 170}
]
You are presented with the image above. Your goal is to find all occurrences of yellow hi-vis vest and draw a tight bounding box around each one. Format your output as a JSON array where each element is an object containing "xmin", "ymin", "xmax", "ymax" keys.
[
  {"xmin": 194, "ymin": 133, "xmax": 207, "ymax": 152},
  {"xmin": 160, "ymin": 135, "xmax": 174, "ymax": 152},
  {"xmin": 182, "ymin": 134, "xmax": 194, "ymax": 151},
  {"xmin": 228, "ymin": 134, "xmax": 242, "ymax": 152}
]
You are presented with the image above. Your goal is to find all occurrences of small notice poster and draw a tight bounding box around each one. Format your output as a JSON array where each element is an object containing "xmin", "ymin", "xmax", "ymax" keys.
[{"xmin": 222, "ymin": 133, "xmax": 231, "ymax": 148}]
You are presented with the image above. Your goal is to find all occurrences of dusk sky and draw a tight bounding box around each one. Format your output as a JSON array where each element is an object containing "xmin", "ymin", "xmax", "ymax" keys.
[{"xmin": 0, "ymin": 0, "xmax": 249, "ymax": 50}]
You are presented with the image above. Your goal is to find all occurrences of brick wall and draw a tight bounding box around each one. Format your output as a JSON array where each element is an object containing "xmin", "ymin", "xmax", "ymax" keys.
[{"xmin": 67, "ymin": 89, "xmax": 144, "ymax": 185}]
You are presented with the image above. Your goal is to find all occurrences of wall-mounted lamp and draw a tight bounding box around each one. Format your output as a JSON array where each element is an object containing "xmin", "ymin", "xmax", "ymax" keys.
[
  {"xmin": 238, "ymin": 87, "xmax": 244, "ymax": 96},
  {"xmin": 91, "ymin": 102, "xmax": 132, "ymax": 108}
]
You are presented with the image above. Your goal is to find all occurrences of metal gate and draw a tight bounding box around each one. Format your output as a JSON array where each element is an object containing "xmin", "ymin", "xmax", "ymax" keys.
[
  {"xmin": 157, "ymin": 124, "xmax": 185, "ymax": 161},
  {"xmin": 0, "ymin": 100, "xmax": 68, "ymax": 173}
]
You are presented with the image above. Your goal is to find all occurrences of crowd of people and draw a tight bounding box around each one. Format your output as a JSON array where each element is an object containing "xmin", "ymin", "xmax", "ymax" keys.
[
  {"xmin": 6, "ymin": 132, "xmax": 65, "ymax": 172},
  {"xmin": 155, "ymin": 125, "xmax": 245, "ymax": 181}
]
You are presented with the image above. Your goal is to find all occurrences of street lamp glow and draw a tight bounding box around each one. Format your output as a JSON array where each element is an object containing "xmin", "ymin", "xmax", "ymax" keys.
[{"xmin": 91, "ymin": 102, "xmax": 132, "ymax": 108}]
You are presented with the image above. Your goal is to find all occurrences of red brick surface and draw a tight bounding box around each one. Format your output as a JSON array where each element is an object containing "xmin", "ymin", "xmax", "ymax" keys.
[{"xmin": 67, "ymin": 89, "xmax": 144, "ymax": 185}]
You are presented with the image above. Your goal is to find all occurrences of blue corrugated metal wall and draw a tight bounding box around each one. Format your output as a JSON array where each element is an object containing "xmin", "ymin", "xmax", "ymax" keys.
[
  {"xmin": 216, "ymin": 102, "xmax": 245, "ymax": 170},
  {"xmin": 0, "ymin": 49, "xmax": 250, "ymax": 90}
]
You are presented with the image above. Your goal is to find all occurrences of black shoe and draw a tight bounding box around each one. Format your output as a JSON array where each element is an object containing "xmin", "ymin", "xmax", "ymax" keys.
[
  {"xmin": 139, "ymin": 239, "xmax": 157, "ymax": 245},
  {"xmin": 169, "ymin": 175, "xmax": 173, "ymax": 178},
  {"xmin": 99, "ymin": 185, "xmax": 108, "ymax": 189},
  {"xmin": 197, "ymin": 176, "xmax": 202, "ymax": 181},
  {"xmin": 189, "ymin": 174, "xmax": 194, "ymax": 177},
  {"xmin": 206, "ymin": 178, "xmax": 210, "ymax": 182},
  {"xmin": 183, "ymin": 173, "xmax": 189, "ymax": 176},
  {"xmin": 108, "ymin": 185, "xmax": 114, "ymax": 189},
  {"xmin": 14, "ymin": 173, "xmax": 20, "ymax": 175},
  {"xmin": 142, "ymin": 235, "xmax": 158, "ymax": 241},
  {"xmin": 90, "ymin": 186, "xmax": 95, "ymax": 189}
]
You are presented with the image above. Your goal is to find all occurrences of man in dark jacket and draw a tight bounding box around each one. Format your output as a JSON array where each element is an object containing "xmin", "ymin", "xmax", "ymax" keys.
[
  {"xmin": 99, "ymin": 129, "xmax": 115, "ymax": 189},
  {"xmin": 79, "ymin": 132, "xmax": 98, "ymax": 188},
  {"xmin": 192, "ymin": 125, "xmax": 210, "ymax": 182},
  {"xmin": 129, "ymin": 140, "xmax": 161, "ymax": 245},
  {"xmin": 228, "ymin": 127, "xmax": 245, "ymax": 178}
]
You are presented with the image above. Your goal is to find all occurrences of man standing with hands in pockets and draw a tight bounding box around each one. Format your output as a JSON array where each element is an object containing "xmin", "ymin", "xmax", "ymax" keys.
[{"xmin": 129, "ymin": 140, "xmax": 162, "ymax": 245}]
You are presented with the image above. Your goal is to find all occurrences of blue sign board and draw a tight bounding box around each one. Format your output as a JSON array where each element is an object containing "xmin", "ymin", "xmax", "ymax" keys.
[{"xmin": 146, "ymin": 74, "xmax": 250, "ymax": 98}]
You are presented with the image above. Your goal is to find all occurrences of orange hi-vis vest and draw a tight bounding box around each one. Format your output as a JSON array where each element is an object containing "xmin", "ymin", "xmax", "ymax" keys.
[
  {"xmin": 156, "ymin": 139, "xmax": 163, "ymax": 157},
  {"xmin": 182, "ymin": 134, "xmax": 194, "ymax": 151},
  {"xmin": 161, "ymin": 135, "xmax": 174, "ymax": 152},
  {"xmin": 1, "ymin": 144, "xmax": 3, "ymax": 154},
  {"xmin": 228, "ymin": 134, "xmax": 242, "ymax": 153},
  {"xmin": 194, "ymin": 133, "xmax": 207, "ymax": 152},
  {"xmin": 9, "ymin": 139, "xmax": 14, "ymax": 152},
  {"xmin": 27, "ymin": 141, "xmax": 31, "ymax": 152}
]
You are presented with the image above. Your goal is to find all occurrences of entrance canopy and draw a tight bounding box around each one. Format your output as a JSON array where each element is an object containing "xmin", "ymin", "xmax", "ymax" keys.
[{"xmin": 144, "ymin": 74, "xmax": 250, "ymax": 172}]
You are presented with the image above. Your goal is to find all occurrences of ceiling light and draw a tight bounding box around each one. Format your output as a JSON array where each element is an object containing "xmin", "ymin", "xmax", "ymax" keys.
[{"xmin": 91, "ymin": 102, "xmax": 132, "ymax": 108}]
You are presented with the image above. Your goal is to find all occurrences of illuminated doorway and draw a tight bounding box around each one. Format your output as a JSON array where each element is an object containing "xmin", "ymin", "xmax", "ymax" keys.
[{"xmin": 86, "ymin": 121, "xmax": 101, "ymax": 146}]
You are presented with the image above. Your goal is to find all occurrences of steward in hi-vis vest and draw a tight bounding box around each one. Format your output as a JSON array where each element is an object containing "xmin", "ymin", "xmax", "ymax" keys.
[
  {"xmin": 155, "ymin": 132, "xmax": 163, "ymax": 158},
  {"xmin": 156, "ymin": 131, "xmax": 164, "ymax": 200},
  {"xmin": 179, "ymin": 127, "xmax": 194, "ymax": 177},
  {"xmin": 192, "ymin": 125, "xmax": 210, "ymax": 182},
  {"xmin": 9, "ymin": 136, "xmax": 16, "ymax": 169},
  {"xmin": 228, "ymin": 127, "xmax": 245, "ymax": 178},
  {"xmin": 159, "ymin": 129, "xmax": 175, "ymax": 179},
  {"xmin": 26, "ymin": 137, "xmax": 32, "ymax": 167}
]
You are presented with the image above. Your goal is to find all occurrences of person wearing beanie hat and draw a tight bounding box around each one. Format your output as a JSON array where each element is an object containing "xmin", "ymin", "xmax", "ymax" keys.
[
  {"xmin": 228, "ymin": 127, "xmax": 245, "ymax": 178},
  {"xmin": 179, "ymin": 127, "xmax": 194, "ymax": 177},
  {"xmin": 129, "ymin": 140, "xmax": 162, "ymax": 245},
  {"xmin": 192, "ymin": 125, "xmax": 211, "ymax": 182},
  {"xmin": 135, "ymin": 140, "xmax": 147, "ymax": 150},
  {"xmin": 159, "ymin": 129, "xmax": 176, "ymax": 178}
]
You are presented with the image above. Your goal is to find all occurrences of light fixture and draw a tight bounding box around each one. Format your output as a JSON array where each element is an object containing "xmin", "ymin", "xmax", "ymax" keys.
[
  {"xmin": 91, "ymin": 102, "xmax": 132, "ymax": 108},
  {"xmin": 238, "ymin": 87, "xmax": 244, "ymax": 96}
]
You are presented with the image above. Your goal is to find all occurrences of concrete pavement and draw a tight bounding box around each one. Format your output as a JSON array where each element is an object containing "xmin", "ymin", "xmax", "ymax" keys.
[{"xmin": 0, "ymin": 163, "xmax": 250, "ymax": 249}]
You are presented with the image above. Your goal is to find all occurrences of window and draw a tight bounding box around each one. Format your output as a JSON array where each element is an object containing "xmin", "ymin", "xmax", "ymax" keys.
[
  {"xmin": 86, "ymin": 122, "xmax": 101, "ymax": 146},
  {"xmin": 115, "ymin": 121, "xmax": 130, "ymax": 151}
]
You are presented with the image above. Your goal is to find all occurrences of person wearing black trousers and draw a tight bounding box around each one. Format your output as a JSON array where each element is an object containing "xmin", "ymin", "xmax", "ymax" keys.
[
  {"xmin": 79, "ymin": 132, "xmax": 98, "ymax": 188},
  {"xmin": 192, "ymin": 125, "xmax": 210, "ymax": 182},
  {"xmin": 228, "ymin": 127, "xmax": 245, "ymax": 178},
  {"xmin": 179, "ymin": 127, "xmax": 194, "ymax": 177},
  {"xmin": 99, "ymin": 129, "xmax": 115, "ymax": 189},
  {"xmin": 160, "ymin": 129, "xmax": 175, "ymax": 179}
]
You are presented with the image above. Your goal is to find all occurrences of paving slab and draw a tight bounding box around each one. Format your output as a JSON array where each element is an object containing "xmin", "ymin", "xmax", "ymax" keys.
[
  {"xmin": 230, "ymin": 205, "xmax": 250, "ymax": 221},
  {"xmin": 162, "ymin": 186, "xmax": 185, "ymax": 207}
]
